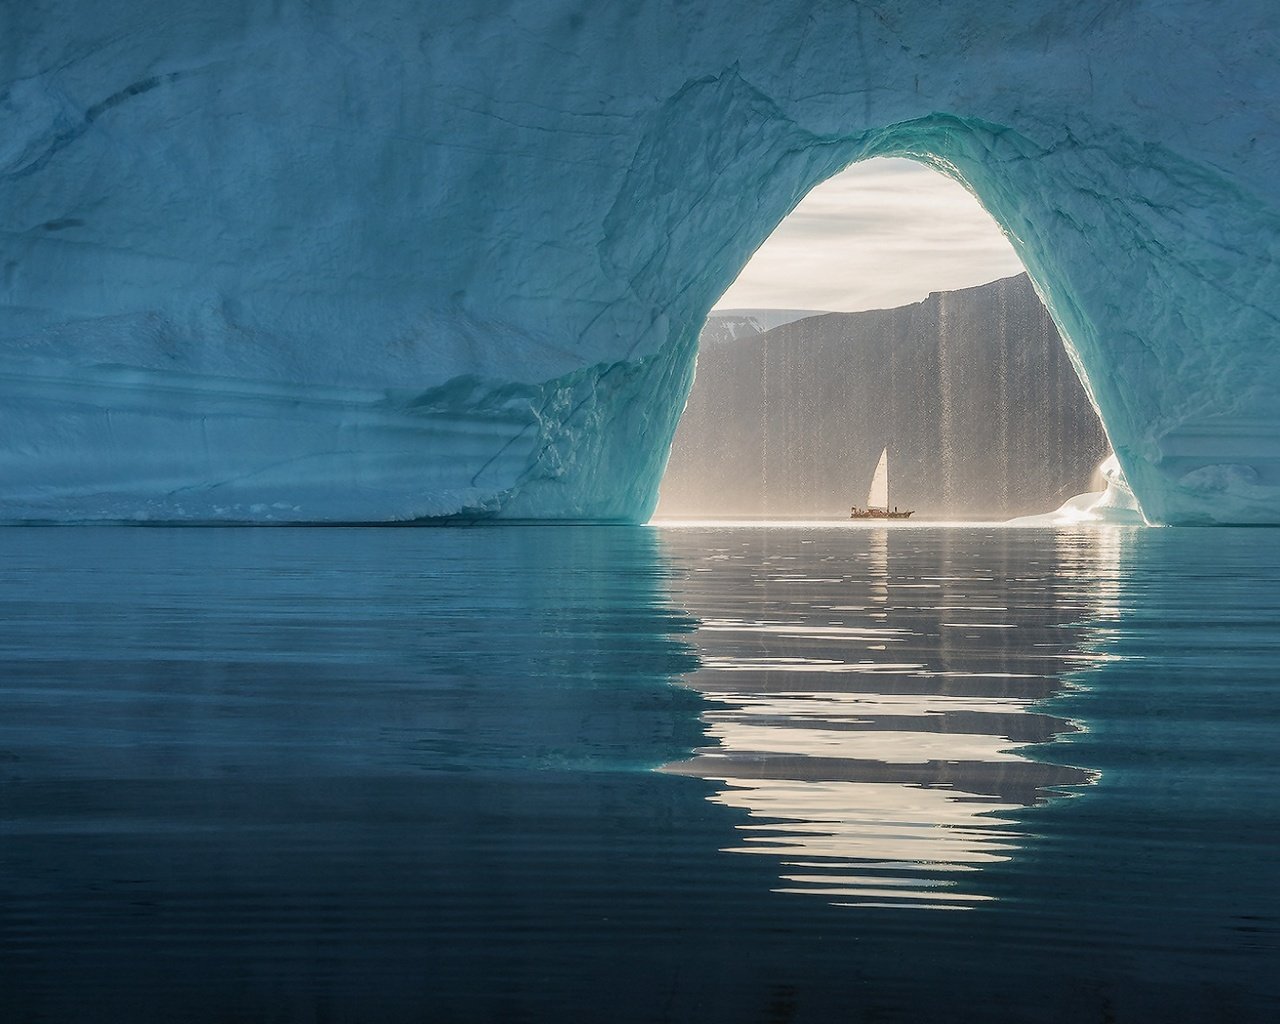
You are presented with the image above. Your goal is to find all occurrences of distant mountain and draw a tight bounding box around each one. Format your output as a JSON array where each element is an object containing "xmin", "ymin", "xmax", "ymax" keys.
[
  {"xmin": 657, "ymin": 274, "xmax": 1110, "ymax": 519},
  {"xmin": 707, "ymin": 308, "xmax": 833, "ymax": 336}
]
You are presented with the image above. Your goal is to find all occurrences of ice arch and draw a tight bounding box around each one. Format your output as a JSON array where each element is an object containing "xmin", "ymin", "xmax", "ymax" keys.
[{"xmin": 1, "ymin": 1, "xmax": 1277, "ymax": 524}]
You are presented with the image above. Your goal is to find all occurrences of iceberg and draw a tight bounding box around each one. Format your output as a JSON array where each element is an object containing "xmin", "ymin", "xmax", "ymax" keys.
[
  {"xmin": 2, "ymin": 2, "xmax": 1278, "ymax": 523},
  {"xmin": 1007, "ymin": 455, "xmax": 1147, "ymax": 527}
]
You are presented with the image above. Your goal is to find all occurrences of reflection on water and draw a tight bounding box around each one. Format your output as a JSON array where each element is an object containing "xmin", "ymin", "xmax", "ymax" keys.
[
  {"xmin": 0, "ymin": 526, "xmax": 710, "ymax": 1024},
  {"xmin": 661, "ymin": 526, "xmax": 1106, "ymax": 908},
  {"xmin": 3, "ymin": 524, "xmax": 1280, "ymax": 1023}
]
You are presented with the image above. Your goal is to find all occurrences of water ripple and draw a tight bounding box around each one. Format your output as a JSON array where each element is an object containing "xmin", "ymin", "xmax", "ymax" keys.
[{"xmin": 660, "ymin": 525, "xmax": 1104, "ymax": 909}]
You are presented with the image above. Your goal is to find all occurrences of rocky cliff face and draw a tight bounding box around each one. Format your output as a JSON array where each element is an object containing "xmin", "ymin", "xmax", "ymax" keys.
[{"xmin": 658, "ymin": 275, "xmax": 1109, "ymax": 519}]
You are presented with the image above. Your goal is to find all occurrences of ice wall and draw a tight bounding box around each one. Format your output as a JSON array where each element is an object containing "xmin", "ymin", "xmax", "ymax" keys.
[{"xmin": 2, "ymin": 1, "xmax": 1278, "ymax": 523}]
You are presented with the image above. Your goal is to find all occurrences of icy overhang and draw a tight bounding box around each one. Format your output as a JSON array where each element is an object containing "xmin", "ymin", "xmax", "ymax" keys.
[{"xmin": 1, "ymin": 1, "xmax": 1278, "ymax": 523}]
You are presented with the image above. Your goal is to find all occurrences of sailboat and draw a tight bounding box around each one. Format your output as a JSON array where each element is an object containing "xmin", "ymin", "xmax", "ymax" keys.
[{"xmin": 850, "ymin": 447, "xmax": 914, "ymax": 519}]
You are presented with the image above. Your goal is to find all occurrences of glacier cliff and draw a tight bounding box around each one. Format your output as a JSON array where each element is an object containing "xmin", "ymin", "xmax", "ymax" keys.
[
  {"xmin": 659, "ymin": 276, "xmax": 1111, "ymax": 520},
  {"xmin": 2, "ymin": 1, "xmax": 1278, "ymax": 523}
]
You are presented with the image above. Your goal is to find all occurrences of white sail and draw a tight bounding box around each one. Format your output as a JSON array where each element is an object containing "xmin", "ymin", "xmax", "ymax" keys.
[{"xmin": 868, "ymin": 447, "xmax": 889, "ymax": 510}]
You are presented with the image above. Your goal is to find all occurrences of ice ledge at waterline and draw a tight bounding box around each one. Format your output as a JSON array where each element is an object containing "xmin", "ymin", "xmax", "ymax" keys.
[
  {"xmin": 2, "ymin": 2, "xmax": 1279, "ymax": 524},
  {"xmin": 1009, "ymin": 456, "xmax": 1147, "ymax": 527}
]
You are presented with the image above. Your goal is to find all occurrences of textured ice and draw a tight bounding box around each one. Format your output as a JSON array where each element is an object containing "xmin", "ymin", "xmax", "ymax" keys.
[
  {"xmin": 1008, "ymin": 455, "xmax": 1146, "ymax": 527},
  {"xmin": 2, "ymin": 2, "xmax": 1278, "ymax": 523}
]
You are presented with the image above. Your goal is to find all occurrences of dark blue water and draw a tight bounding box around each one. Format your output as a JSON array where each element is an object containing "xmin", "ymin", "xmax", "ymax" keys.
[{"xmin": 1, "ymin": 525, "xmax": 1277, "ymax": 1022}]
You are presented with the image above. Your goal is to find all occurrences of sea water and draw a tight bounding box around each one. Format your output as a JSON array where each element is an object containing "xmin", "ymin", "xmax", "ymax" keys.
[{"xmin": 1, "ymin": 524, "xmax": 1277, "ymax": 1022}]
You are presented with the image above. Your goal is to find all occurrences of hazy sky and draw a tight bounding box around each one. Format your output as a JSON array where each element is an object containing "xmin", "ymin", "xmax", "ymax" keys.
[{"xmin": 714, "ymin": 157, "xmax": 1025, "ymax": 313}]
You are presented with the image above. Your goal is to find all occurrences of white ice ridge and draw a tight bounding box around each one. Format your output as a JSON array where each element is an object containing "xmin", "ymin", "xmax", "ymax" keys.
[
  {"xmin": 2, "ymin": 2, "xmax": 1279, "ymax": 523},
  {"xmin": 1008, "ymin": 456, "xmax": 1146, "ymax": 528}
]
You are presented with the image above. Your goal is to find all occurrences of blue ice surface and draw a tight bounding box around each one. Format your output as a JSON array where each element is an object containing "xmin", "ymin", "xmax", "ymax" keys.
[
  {"xmin": 2, "ymin": 3, "xmax": 1279, "ymax": 524},
  {"xmin": 1, "ymin": 523, "xmax": 1278, "ymax": 1023}
]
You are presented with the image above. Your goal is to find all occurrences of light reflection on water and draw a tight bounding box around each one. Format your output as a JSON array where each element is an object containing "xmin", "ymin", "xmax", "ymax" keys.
[
  {"xmin": 3, "ymin": 524, "xmax": 1279, "ymax": 1022},
  {"xmin": 660, "ymin": 525, "xmax": 1108, "ymax": 908}
]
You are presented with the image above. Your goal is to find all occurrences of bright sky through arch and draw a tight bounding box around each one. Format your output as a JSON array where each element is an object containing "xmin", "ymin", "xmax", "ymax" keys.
[{"xmin": 714, "ymin": 157, "xmax": 1025, "ymax": 313}]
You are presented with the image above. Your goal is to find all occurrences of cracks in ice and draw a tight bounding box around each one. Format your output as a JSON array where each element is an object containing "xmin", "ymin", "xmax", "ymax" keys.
[
  {"xmin": 163, "ymin": 448, "xmax": 367, "ymax": 497},
  {"xmin": 1, "ymin": 72, "xmax": 186, "ymax": 180},
  {"xmin": 469, "ymin": 420, "xmax": 537, "ymax": 491}
]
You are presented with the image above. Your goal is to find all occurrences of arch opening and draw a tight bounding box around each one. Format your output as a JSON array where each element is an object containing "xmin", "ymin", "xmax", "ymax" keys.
[
  {"xmin": 613, "ymin": 84, "xmax": 1280, "ymax": 527},
  {"xmin": 653, "ymin": 153, "xmax": 1121, "ymax": 523}
]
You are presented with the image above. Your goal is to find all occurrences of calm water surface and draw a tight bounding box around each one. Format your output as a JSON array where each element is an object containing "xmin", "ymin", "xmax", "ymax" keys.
[{"xmin": 1, "ymin": 525, "xmax": 1277, "ymax": 1022}]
